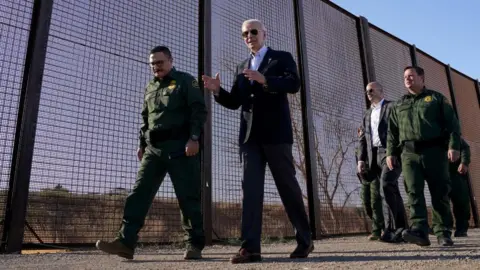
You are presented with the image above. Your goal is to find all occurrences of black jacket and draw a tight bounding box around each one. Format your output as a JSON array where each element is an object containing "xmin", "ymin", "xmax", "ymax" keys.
[
  {"xmin": 357, "ymin": 99, "xmax": 394, "ymax": 167},
  {"xmin": 214, "ymin": 47, "xmax": 300, "ymax": 145}
]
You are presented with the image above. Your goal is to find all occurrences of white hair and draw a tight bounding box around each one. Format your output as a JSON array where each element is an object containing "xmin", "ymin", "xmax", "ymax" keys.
[{"xmin": 242, "ymin": 19, "xmax": 267, "ymax": 31}]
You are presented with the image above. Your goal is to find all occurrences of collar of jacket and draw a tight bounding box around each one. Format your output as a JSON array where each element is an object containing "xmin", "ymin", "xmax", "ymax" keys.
[{"xmin": 153, "ymin": 67, "xmax": 178, "ymax": 82}]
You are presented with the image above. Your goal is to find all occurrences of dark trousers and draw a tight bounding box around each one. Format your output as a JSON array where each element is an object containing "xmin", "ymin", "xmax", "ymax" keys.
[
  {"xmin": 371, "ymin": 147, "xmax": 407, "ymax": 233},
  {"xmin": 449, "ymin": 166, "xmax": 471, "ymax": 233},
  {"xmin": 117, "ymin": 141, "xmax": 205, "ymax": 250},
  {"xmin": 240, "ymin": 142, "xmax": 311, "ymax": 253},
  {"xmin": 360, "ymin": 178, "xmax": 384, "ymax": 235},
  {"xmin": 401, "ymin": 146, "xmax": 453, "ymax": 237}
]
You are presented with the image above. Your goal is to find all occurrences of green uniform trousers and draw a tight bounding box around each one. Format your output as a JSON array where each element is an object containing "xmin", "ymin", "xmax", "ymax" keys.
[
  {"xmin": 449, "ymin": 167, "xmax": 471, "ymax": 232},
  {"xmin": 401, "ymin": 146, "xmax": 453, "ymax": 237},
  {"xmin": 116, "ymin": 140, "xmax": 205, "ymax": 250},
  {"xmin": 360, "ymin": 178, "xmax": 384, "ymax": 236}
]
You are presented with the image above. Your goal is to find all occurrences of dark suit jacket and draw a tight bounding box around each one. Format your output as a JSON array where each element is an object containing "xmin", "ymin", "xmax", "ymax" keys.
[
  {"xmin": 214, "ymin": 47, "xmax": 300, "ymax": 145},
  {"xmin": 357, "ymin": 99, "xmax": 394, "ymax": 167}
]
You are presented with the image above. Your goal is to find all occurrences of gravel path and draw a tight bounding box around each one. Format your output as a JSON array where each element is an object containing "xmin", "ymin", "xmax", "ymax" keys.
[{"xmin": 1, "ymin": 229, "xmax": 480, "ymax": 269}]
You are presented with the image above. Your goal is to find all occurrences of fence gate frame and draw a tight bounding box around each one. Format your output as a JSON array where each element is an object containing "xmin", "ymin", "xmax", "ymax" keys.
[{"xmin": 0, "ymin": 0, "xmax": 54, "ymax": 254}]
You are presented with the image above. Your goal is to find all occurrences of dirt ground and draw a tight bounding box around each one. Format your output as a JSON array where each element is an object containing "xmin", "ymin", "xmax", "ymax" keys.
[{"xmin": 1, "ymin": 229, "xmax": 480, "ymax": 270}]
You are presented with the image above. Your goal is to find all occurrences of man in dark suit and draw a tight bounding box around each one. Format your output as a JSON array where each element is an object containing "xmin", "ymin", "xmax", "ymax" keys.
[
  {"xmin": 202, "ymin": 19, "xmax": 313, "ymax": 264},
  {"xmin": 357, "ymin": 82, "xmax": 407, "ymax": 243}
]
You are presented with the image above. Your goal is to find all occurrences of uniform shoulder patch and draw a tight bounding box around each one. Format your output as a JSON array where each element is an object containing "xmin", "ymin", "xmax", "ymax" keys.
[{"xmin": 424, "ymin": 95, "xmax": 432, "ymax": 102}]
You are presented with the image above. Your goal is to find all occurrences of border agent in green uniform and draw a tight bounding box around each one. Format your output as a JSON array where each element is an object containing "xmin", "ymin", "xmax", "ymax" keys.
[
  {"xmin": 449, "ymin": 138, "xmax": 471, "ymax": 237},
  {"xmin": 386, "ymin": 66, "xmax": 461, "ymax": 247},
  {"xmin": 356, "ymin": 127, "xmax": 385, "ymax": 240},
  {"xmin": 95, "ymin": 46, "xmax": 208, "ymax": 260}
]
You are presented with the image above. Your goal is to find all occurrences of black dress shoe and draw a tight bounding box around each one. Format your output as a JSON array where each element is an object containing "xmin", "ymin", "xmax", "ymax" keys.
[
  {"xmin": 402, "ymin": 229, "xmax": 431, "ymax": 246},
  {"xmin": 454, "ymin": 231, "xmax": 468, "ymax": 237},
  {"xmin": 230, "ymin": 248, "xmax": 262, "ymax": 264},
  {"xmin": 290, "ymin": 243, "xmax": 314, "ymax": 258},
  {"xmin": 437, "ymin": 236, "xmax": 454, "ymax": 246},
  {"xmin": 381, "ymin": 230, "xmax": 404, "ymax": 243}
]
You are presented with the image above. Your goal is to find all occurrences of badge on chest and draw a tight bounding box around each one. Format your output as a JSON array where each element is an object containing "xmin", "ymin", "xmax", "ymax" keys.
[
  {"xmin": 163, "ymin": 80, "xmax": 180, "ymax": 96},
  {"xmin": 167, "ymin": 80, "xmax": 176, "ymax": 90}
]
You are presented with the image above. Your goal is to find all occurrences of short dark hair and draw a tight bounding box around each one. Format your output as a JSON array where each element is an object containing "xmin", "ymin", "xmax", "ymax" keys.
[
  {"xmin": 150, "ymin": 46, "xmax": 172, "ymax": 59},
  {"xmin": 404, "ymin": 66, "xmax": 424, "ymax": 76}
]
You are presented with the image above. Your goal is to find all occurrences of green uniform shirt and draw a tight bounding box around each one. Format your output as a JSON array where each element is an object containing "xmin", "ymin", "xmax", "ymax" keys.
[
  {"xmin": 138, "ymin": 67, "xmax": 207, "ymax": 148},
  {"xmin": 387, "ymin": 88, "xmax": 461, "ymax": 156}
]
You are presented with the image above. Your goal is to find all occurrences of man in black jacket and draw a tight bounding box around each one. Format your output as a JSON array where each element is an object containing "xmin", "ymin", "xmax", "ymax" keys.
[
  {"xmin": 202, "ymin": 19, "xmax": 313, "ymax": 264},
  {"xmin": 357, "ymin": 82, "xmax": 407, "ymax": 243}
]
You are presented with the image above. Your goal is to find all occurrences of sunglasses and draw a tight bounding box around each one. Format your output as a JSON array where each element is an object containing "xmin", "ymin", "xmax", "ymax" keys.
[
  {"xmin": 150, "ymin": 60, "xmax": 165, "ymax": 66},
  {"xmin": 242, "ymin": 29, "xmax": 259, "ymax": 38}
]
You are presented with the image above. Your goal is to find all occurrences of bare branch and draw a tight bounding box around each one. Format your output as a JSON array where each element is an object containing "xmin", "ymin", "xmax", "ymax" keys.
[{"xmin": 340, "ymin": 186, "xmax": 360, "ymax": 212}]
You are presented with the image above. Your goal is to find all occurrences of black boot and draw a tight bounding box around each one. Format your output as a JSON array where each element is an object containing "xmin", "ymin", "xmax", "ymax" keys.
[
  {"xmin": 454, "ymin": 230, "xmax": 468, "ymax": 237},
  {"xmin": 437, "ymin": 235, "xmax": 454, "ymax": 246},
  {"xmin": 402, "ymin": 229, "xmax": 431, "ymax": 246}
]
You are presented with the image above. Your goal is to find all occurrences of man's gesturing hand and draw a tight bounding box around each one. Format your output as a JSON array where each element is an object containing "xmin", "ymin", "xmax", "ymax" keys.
[
  {"xmin": 202, "ymin": 73, "xmax": 221, "ymax": 95},
  {"xmin": 242, "ymin": 69, "xmax": 266, "ymax": 84}
]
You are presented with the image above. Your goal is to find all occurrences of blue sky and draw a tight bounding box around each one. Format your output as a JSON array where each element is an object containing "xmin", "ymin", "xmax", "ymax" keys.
[{"xmin": 331, "ymin": 0, "xmax": 480, "ymax": 80}]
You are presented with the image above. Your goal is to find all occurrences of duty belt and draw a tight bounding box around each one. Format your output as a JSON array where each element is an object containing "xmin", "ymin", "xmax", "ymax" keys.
[
  {"xmin": 147, "ymin": 126, "xmax": 188, "ymax": 144},
  {"xmin": 402, "ymin": 137, "xmax": 447, "ymax": 153}
]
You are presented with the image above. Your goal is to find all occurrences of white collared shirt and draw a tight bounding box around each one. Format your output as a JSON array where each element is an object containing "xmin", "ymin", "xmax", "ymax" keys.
[
  {"xmin": 370, "ymin": 98, "xmax": 384, "ymax": 147},
  {"xmin": 250, "ymin": 46, "xmax": 268, "ymax": 71}
]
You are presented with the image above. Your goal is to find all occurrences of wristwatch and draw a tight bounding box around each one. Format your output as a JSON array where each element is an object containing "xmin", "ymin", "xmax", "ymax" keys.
[{"xmin": 190, "ymin": 135, "xmax": 199, "ymax": 141}]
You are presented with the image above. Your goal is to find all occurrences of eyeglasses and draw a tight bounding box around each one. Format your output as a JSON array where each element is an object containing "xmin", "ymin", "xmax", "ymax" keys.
[
  {"xmin": 242, "ymin": 29, "xmax": 258, "ymax": 38},
  {"xmin": 150, "ymin": 60, "xmax": 164, "ymax": 66}
]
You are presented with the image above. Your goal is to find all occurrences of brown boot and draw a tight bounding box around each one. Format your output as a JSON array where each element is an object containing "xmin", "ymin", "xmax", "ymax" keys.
[
  {"xmin": 368, "ymin": 234, "xmax": 380, "ymax": 241},
  {"xmin": 95, "ymin": 239, "xmax": 134, "ymax": 259}
]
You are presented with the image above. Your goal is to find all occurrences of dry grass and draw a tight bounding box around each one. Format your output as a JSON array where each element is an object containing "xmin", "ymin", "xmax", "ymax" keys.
[
  {"xmin": 0, "ymin": 190, "xmax": 371, "ymax": 245},
  {"xmin": 0, "ymin": 190, "xmax": 452, "ymax": 246}
]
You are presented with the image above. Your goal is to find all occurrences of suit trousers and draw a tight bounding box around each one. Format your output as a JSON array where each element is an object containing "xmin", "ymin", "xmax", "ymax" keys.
[
  {"xmin": 239, "ymin": 142, "xmax": 311, "ymax": 253},
  {"xmin": 371, "ymin": 147, "xmax": 407, "ymax": 233}
]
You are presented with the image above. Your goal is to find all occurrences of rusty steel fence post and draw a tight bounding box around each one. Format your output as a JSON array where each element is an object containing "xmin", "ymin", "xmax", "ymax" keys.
[
  {"xmin": 446, "ymin": 65, "xmax": 460, "ymax": 129},
  {"xmin": 476, "ymin": 79, "xmax": 480, "ymax": 108},
  {"xmin": 356, "ymin": 15, "xmax": 378, "ymax": 231},
  {"xmin": 410, "ymin": 44, "xmax": 418, "ymax": 67},
  {"xmin": 293, "ymin": 0, "xmax": 322, "ymax": 239},
  {"xmin": 445, "ymin": 64, "xmax": 480, "ymax": 228},
  {"xmin": 198, "ymin": 0, "xmax": 213, "ymax": 245},
  {"xmin": 0, "ymin": 0, "xmax": 54, "ymax": 253},
  {"xmin": 357, "ymin": 16, "xmax": 376, "ymax": 108}
]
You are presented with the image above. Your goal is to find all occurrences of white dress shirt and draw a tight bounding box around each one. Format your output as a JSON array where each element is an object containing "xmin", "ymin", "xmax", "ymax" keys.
[
  {"xmin": 370, "ymin": 99, "xmax": 384, "ymax": 147},
  {"xmin": 250, "ymin": 46, "xmax": 268, "ymax": 71}
]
